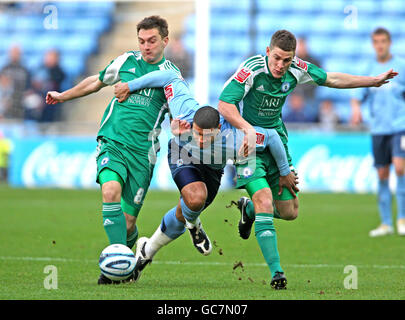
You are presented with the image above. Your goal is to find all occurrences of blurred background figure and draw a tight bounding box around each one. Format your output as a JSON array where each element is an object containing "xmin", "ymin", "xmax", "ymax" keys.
[
  {"xmin": 351, "ymin": 27, "xmax": 405, "ymax": 237},
  {"xmin": 0, "ymin": 130, "xmax": 12, "ymax": 182},
  {"xmin": 36, "ymin": 49, "xmax": 66, "ymax": 122},
  {"xmin": 317, "ymin": 99, "xmax": 339, "ymax": 131},
  {"xmin": 23, "ymin": 76, "xmax": 45, "ymax": 122},
  {"xmin": 295, "ymin": 37, "xmax": 322, "ymax": 104},
  {"xmin": 0, "ymin": 45, "xmax": 31, "ymax": 119},
  {"xmin": 165, "ymin": 33, "xmax": 193, "ymax": 79},
  {"xmin": 283, "ymin": 91, "xmax": 317, "ymax": 123},
  {"xmin": 0, "ymin": 74, "xmax": 13, "ymax": 119}
]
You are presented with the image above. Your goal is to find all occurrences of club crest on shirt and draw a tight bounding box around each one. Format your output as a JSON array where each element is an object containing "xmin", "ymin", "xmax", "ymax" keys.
[
  {"xmin": 242, "ymin": 167, "xmax": 253, "ymax": 178},
  {"xmin": 281, "ymin": 82, "xmax": 291, "ymax": 92},
  {"xmin": 101, "ymin": 157, "xmax": 109, "ymax": 166},
  {"xmin": 176, "ymin": 159, "xmax": 184, "ymax": 167}
]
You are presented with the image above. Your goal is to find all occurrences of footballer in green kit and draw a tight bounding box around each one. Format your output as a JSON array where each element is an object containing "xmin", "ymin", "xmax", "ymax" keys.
[
  {"xmin": 218, "ymin": 29, "xmax": 397, "ymax": 289},
  {"xmin": 46, "ymin": 16, "xmax": 181, "ymax": 284}
]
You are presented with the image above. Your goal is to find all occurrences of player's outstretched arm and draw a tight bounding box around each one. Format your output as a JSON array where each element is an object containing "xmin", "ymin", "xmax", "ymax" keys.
[
  {"xmin": 114, "ymin": 70, "xmax": 179, "ymax": 102},
  {"xmin": 324, "ymin": 69, "xmax": 398, "ymax": 89},
  {"xmin": 46, "ymin": 75, "xmax": 106, "ymax": 104}
]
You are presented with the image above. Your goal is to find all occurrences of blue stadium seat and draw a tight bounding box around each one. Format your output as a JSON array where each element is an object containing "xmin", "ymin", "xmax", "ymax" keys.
[
  {"xmin": 0, "ymin": 14, "xmax": 12, "ymax": 32},
  {"xmin": 317, "ymin": 0, "xmax": 345, "ymax": 13},
  {"xmin": 62, "ymin": 34, "xmax": 98, "ymax": 55},
  {"xmin": 210, "ymin": 13, "xmax": 250, "ymax": 34},
  {"xmin": 58, "ymin": 17, "xmax": 110, "ymax": 34},
  {"xmin": 11, "ymin": 16, "xmax": 44, "ymax": 32},
  {"xmin": 257, "ymin": 0, "xmax": 294, "ymax": 13},
  {"xmin": 350, "ymin": 0, "xmax": 380, "ymax": 16},
  {"xmin": 60, "ymin": 53, "xmax": 87, "ymax": 77},
  {"xmin": 211, "ymin": 0, "xmax": 250, "ymax": 13},
  {"xmin": 256, "ymin": 13, "xmax": 284, "ymax": 35},
  {"xmin": 381, "ymin": 0, "xmax": 405, "ymax": 15}
]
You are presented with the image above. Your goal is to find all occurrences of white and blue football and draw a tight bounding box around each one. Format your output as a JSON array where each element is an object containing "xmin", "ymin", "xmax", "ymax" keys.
[{"xmin": 99, "ymin": 244, "xmax": 136, "ymax": 281}]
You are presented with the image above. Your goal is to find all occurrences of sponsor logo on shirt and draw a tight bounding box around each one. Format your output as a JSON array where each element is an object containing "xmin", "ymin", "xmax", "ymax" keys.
[
  {"xmin": 234, "ymin": 68, "xmax": 251, "ymax": 83},
  {"xmin": 294, "ymin": 57, "xmax": 308, "ymax": 71},
  {"xmin": 256, "ymin": 133, "xmax": 265, "ymax": 146},
  {"xmin": 164, "ymin": 84, "xmax": 174, "ymax": 102}
]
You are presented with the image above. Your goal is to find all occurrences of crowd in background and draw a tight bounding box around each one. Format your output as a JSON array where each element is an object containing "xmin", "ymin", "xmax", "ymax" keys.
[
  {"xmin": 0, "ymin": 21, "xmax": 346, "ymax": 131},
  {"xmin": 0, "ymin": 45, "xmax": 65, "ymax": 122}
]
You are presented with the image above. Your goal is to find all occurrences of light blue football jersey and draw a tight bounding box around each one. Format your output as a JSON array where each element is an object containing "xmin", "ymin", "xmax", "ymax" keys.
[{"xmin": 352, "ymin": 56, "xmax": 405, "ymax": 135}]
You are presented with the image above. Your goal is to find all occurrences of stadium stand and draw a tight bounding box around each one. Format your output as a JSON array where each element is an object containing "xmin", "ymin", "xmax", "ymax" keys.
[
  {"xmin": 183, "ymin": 0, "xmax": 405, "ymax": 123},
  {"xmin": 0, "ymin": 1, "xmax": 115, "ymax": 91}
]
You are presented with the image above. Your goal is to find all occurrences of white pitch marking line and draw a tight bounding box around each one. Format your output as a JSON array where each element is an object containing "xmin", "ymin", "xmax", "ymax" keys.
[{"xmin": 1, "ymin": 256, "xmax": 405, "ymax": 270}]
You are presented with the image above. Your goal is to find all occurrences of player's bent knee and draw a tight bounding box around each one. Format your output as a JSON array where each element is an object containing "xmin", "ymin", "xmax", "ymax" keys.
[
  {"xmin": 252, "ymin": 195, "xmax": 273, "ymax": 214},
  {"xmin": 181, "ymin": 183, "xmax": 207, "ymax": 212},
  {"xmin": 101, "ymin": 181, "xmax": 121, "ymax": 203},
  {"xmin": 183, "ymin": 192, "xmax": 206, "ymax": 211}
]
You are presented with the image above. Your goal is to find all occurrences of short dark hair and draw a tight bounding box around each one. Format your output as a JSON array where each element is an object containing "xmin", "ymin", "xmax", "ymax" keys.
[
  {"xmin": 270, "ymin": 30, "xmax": 297, "ymax": 52},
  {"xmin": 372, "ymin": 27, "xmax": 391, "ymax": 41},
  {"xmin": 137, "ymin": 15, "xmax": 169, "ymax": 38},
  {"xmin": 193, "ymin": 106, "xmax": 220, "ymax": 129}
]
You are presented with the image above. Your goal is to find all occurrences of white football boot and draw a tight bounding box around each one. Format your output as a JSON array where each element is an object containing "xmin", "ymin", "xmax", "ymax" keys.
[
  {"xmin": 397, "ymin": 219, "xmax": 405, "ymax": 236},
  {"xmin": 132, "ymin": 237, "xmax": 152, "ymax": 282},
  {"xmin": 369, "ymin": 224, "xmax": 394, "ymax": 237}
]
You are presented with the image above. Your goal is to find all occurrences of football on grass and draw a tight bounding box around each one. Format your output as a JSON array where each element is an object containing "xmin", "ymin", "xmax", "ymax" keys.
[{"xmin": 99, "ymin": 244, "xmax": 136, "ymax": 281}]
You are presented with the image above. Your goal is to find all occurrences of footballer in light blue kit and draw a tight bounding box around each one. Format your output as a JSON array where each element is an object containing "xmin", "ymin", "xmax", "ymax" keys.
[
  {"xmin": 113, "ymin": 68, "xmax": 297, "ymax": 280},
  {"xmin": 351, "ymin": 27, "xmax": 405, "ymax": 237}
]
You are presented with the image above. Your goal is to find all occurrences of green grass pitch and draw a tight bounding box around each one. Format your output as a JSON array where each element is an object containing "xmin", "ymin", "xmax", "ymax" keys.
[{"xmin": 0, "ymin": 184, "xmax": 404, "ymax": 300}]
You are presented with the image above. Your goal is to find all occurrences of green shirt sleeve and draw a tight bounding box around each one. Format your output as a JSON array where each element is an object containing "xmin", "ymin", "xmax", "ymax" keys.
[
  {"xmin": 219, "ymin": 64, "xmax": 255, "ymax": 107},
  {"xmin": 290, "ymin": 57, "xmax": 327, "ymax": 86},
  {"xmin": 98, "ymin": 52, "xmax": 132, "ymax": 85}
]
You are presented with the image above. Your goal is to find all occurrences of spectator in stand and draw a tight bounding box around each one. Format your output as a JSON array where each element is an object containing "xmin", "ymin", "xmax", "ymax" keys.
[
  {"xmin": 23, "ymin": 76, "xmax": 45, "ymax": 121},
  {"xmin": 283, "ymin": 91, "xmax": 316, "ymax": 123},
  {"xmin": 165, "ymin": 33, "xmax": 193, "ymax": 79},
  {"xmin": 36, "ymin": 49, "xmax": 66, "ymax": 122},
  {"xmin": 0, "ymin": 74, "xmax": 13, "ymax": 119},
  {"xmin": 295, "ymin": 37, "xmax": 322, "ymax": 103},
  {"xmin": 0, "ymin": 45, "xmax": 31, "ymax": 119},
  {"xmin": 317, "ymin": 99, "xmax": 340, "ymax": 131}
]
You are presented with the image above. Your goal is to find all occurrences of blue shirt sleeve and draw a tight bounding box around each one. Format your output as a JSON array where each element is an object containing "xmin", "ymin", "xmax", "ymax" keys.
[
  {"xmin": 126, "ymin": 69, "xmax": 199, "ymax": 123},
  {"xmin": 127, "ymin": 70, "xmax": 178, "ymax": 92}
]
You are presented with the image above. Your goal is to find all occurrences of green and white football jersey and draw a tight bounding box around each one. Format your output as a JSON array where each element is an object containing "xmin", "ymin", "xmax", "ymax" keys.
[
  {"xmin": 97, "ymin": 51, "xmax": 180, "ymax": 154},
  {"xmin": 219, "ymin": 55, "xmax": 327, "ymax": 128}
]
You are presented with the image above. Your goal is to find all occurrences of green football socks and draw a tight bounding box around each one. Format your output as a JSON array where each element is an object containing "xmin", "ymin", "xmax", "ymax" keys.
[
  {"xmin": 102, "ymin": 202, "xmax": 127, "ymax": 245},
  {"xmin": 126, "ymin": 225, "xmax": 139, "ymax": 249},
  {"xmin": 245, "ymin": 200, "xmax": 256, "ymax": 220},
  {"xmin": 255, "ymin": 213, "xmax": 283, "ymax": 278}
]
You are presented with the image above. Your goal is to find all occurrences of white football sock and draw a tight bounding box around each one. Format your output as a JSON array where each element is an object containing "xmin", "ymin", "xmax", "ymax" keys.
[{"xmin": 145, "ymin": 226, "xmax": 173, "ymax": 258}]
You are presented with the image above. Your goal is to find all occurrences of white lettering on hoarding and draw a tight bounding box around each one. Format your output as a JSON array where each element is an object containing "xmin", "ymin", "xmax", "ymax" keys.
[{"xmin": 21, "ymin": 142, "xmax": 97, "ymax": 188}]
